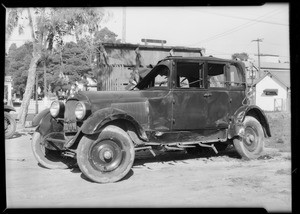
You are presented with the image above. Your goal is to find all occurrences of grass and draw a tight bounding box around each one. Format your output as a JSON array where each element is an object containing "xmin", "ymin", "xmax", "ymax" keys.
[{"xmin": 264, "ymin": 112, "xmax": 291, "ymax": 152}]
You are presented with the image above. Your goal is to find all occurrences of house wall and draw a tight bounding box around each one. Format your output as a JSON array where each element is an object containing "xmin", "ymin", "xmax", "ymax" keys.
[{"xmin": 255, "ymin": 75, "xmax": 288, "ymax": 111}]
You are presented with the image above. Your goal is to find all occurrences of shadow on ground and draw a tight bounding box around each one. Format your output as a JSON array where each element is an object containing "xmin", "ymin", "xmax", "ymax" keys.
[
  {"xmin": 6, "ymin": 132, "xmax": 27, "ymax": 140},
  {"xmin": 133, "ymin": 145, "xmax": 242, "ymax": 167}
]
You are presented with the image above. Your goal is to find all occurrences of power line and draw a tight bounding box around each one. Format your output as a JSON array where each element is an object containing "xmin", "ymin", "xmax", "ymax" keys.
[
  {"xmin": 198, "ymin": 9, "xmax": 288, "ymax": 26},
  {"xmin": 189, "ymin": 8, "xmax": 284, "ymax": 46}
]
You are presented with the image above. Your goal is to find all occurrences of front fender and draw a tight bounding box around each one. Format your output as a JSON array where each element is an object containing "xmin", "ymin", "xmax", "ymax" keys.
[
  {"xmin": 4, "ymin": 105, "xmax": 15, "ymax": 112},
  {"xmin": 228, "ymin": 105, "xmax": 271, "ymax": 138},
  {"xmin": 32, "ymin": 108, "xmax": 50, "ymax": 127},
  {"xmin": 35, "ymin": 110, "xmax": 63, "ymax": 136},
  {"xmin": 81, "ymin": 107, "xmax": 148, "ymax": 141}
]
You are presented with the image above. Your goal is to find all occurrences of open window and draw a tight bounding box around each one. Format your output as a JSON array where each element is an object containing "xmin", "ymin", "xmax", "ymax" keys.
[
  {"xmin": 207, "ymin": 63, "xmax": 227, "ymax": 88},
  {"xmin": 176, "ymin": 61, "xmax": 204, "ymax": 89},
  {"xmin": 136, "ymin": 64, "xmax": 170, "ymax": 90},
  {"xmin": 229, "ymin": 64, "xmax": 244, "ymax": 87}
]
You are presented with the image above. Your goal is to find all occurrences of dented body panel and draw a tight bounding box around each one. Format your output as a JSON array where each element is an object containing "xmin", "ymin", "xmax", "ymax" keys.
[{"xmin": 35, "ymin": 56, "xmax": 270, "ymax": 152}]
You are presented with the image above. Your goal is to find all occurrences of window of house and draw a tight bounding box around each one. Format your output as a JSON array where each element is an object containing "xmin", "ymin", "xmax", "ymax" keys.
[
  {"xmin": 229, "ymin": 64, "xmax": 243, "ymax": 86},
  {"xmin": 176, "ymin": 62, "xmax": 204, "ymax": 88},
  {"xmin": 207, "ymin": 63, "xmax": 226, "ymax": 88},
  {"xmin": 263, "ymin": 89, "xmax": 278, "ymax": 96}
]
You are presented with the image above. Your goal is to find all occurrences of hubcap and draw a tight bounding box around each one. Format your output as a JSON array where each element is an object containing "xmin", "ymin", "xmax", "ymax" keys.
[
  {"xmin": 243, "ymin": 126, "xmax": 258, "ymax": 152},
  {"xmin": 89, "ymin": 139, "xmax": 123, "ymax": 172}
]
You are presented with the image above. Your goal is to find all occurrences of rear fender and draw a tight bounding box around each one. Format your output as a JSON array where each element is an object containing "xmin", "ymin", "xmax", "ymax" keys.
[
  {"xmin": 228, "ymin": 105, "xmax": 271, "ymax": 138},
  {"xmin": 81, "ymin": 107, "xmax": 148, "ymax": 141}
]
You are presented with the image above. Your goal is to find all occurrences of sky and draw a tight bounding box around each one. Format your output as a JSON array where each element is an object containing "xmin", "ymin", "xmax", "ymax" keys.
[
  {"xmin": 7, "ymin": 3, "xmax": 289, "ymax": 62},
  {"xmin": 104, "ymin": 3, "xmax": 289, "ymax": 62}
]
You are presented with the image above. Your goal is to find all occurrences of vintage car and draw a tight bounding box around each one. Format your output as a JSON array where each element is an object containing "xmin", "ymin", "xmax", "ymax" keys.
[
  {"xmin": 31, "ymin": 56, "xmax": 271, "ymax": 183},
  {"xmin": 4, "ymin": 104, "xmax": 17, "ymax": 139}
]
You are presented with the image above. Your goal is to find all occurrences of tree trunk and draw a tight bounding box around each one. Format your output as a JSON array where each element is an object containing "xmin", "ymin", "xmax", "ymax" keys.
[
  {"xmin": 18, "ymin": 54, "xmax": 40, "ymax": 126},
  {"xmin": 44, "ymin": 61, "xmax": 47, "ymax": 97}
]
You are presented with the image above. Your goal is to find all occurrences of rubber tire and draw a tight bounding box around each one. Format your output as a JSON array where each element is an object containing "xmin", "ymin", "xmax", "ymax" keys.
[
  {"xmin": 31, "ymin": 132, "xmax": 76, "ymax": 169},
  {"xmin": 5, "ymin": 112, "xmax": 16, "ymax": 139},
  {"xmin": 233, "ymin": 116, "xmax": 264, "ymax": 160},
  {"xmin": 77, "ymin": 125, "xmax": 135, "ymax": 183}
]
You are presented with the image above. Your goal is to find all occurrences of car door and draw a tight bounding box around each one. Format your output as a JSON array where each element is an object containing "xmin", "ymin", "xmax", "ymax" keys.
[
  {"xmin": 227, "ymin": 62, "xmax": 247, "ymax": 116},
  {"xmin": 205, "ymin": 61, "xmax": 230, "ymax": 129},
  {"xmin": 172, "ymin": 60, "xmax": 208, "ymax": 130}
]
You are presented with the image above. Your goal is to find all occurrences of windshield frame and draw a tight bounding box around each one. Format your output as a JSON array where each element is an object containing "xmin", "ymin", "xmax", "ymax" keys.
[{"xmin": 134, "ymin": 59, "xmax": 173, "ymax": 90}]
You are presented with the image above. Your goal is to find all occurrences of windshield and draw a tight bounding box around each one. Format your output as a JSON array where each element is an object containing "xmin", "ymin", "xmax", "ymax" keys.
[{"xmin": 135, "ymin": 60, "xmax": 171, "ymax": 90}]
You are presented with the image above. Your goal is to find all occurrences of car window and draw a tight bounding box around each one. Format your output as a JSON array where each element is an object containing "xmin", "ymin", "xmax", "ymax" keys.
[
  {"xmin": 207, "ymin": 63, "xmax": 226, "ymax": 88},
  {"xmin": 229, "ymin": 64, "xmax": 243, "ymax": 86},
  {"xmin": 153, "ymin": 66, "xmax": 169, "ymax": 87},
  {"xmin": 136, "ymin": 65, "xmax": 170, "ymax": 90},
  {"xmin": 176, "ymin": 61, "xmax": 204, "ymax": 88}
]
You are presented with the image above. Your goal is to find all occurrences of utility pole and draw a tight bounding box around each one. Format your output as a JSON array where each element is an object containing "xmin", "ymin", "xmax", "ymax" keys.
[
  {"xmin": 252, "ymin": 38, "xmax": 263, "ymax": 77},
  {"xmin": 122, "ymin": 7, "xmax": 126, "ymax": 43}
]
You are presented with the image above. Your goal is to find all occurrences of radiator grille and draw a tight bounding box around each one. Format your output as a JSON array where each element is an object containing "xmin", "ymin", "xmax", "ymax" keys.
[{"xmin": 64, "ymin": 100, "xmax": 78, "ymax": 122}]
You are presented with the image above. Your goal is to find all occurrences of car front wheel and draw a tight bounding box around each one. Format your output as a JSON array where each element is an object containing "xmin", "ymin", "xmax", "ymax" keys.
[
  {"xmin": 233, "ymin": 116, "xmax": 264, "ymax": 160},
  {"xmin": 77, "ymin": 125, "xmax": 135, "ymax": 183},
  {"xmin": 31, "ymin": 132, "xmax": 76, "ymax": 169}
]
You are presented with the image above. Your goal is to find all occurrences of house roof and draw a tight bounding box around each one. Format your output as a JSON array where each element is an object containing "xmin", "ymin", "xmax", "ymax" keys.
[
  {"xmin": 244, "ymin": 61, "xmax": 290, "ymax": 70},
  {"xmin": 253, "ymin": 61, "xmax": 290, "ymax": 70},
  {"xmin": 252, "ymin": 71, "xmax": 290, "ymax": 89}
]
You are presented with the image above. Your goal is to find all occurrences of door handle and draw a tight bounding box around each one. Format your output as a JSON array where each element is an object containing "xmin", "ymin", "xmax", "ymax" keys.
[{"xmin": 204, "ymin": 93, "xmax": 212, "ymax": 98}]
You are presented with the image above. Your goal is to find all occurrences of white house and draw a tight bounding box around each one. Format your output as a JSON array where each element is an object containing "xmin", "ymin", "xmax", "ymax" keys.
[{"xmin": 252, "ymin": 71, "xmax": 290, "ymax": 112}]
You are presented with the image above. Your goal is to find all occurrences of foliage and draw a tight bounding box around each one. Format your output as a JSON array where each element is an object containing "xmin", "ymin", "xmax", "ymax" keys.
[
  {"xmin": 5, "ymin": 24, "xmax": 120, "ymax": 97},
  {"xmin": 231, "ymin": 52, "xmax": 249, "ymax": 61}
]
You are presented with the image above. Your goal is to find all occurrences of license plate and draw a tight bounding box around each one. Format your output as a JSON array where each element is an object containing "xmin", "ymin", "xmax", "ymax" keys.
[{"xmin": 64, "ymin": 122, "xmax": 77, "ymax": 132}]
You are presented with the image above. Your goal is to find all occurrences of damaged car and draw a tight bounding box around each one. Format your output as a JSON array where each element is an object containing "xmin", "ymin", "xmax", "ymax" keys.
[{"xmin": 31, "ymin": 56, "xmax": 271, "ymax": 183}]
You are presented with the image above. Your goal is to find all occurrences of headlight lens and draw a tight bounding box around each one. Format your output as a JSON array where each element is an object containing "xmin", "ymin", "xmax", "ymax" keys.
[
  {"xmin": 50, "ymin": 101, "xmax": 64, "ymax": 117},
  {"xmin": 75, "ymin": 102, "xmax": 86, "ymax": 120}
]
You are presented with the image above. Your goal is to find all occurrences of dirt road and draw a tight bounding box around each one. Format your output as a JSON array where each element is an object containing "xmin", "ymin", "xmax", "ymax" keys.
[{"xmin": 5, "ymin": 130, "xmax": 291, "ymax": 211}]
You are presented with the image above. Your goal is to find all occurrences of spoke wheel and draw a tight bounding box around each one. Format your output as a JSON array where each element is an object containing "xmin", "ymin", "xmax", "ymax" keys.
[
  {"xmin": 77, "ymin": 125, "xmax": 135, "ymax": 183},
  {"xmin": 31, "ymin": 132, "xmax": 76, "ymax": 169},
  {"xmin": 5, "ymin": 112, "xmax": 16, "ymax": 139},
  {"xmin": 233, "ymin": 116, "xmax": 264, "ymax": 160}
]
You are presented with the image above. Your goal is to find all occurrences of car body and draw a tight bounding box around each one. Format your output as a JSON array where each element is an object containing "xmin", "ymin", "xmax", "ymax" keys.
[{"xmin": 32, "ymin": 56, "xmax": 271, "ymax": 183}]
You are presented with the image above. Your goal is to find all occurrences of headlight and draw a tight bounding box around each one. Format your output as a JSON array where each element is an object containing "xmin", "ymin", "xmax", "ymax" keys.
[
  {"xmin": 50, "ymin": 101, "xmax": 65, "ymax": 118},
  {"xmin": 75, "ymin": 102, "xmax": 86, "ymax": 120}
]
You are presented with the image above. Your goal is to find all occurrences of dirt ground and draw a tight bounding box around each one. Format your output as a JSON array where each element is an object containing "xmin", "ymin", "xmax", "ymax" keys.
[{"xmin": 5, "ymin": 112, "xmax": 291, "ymax": 211}]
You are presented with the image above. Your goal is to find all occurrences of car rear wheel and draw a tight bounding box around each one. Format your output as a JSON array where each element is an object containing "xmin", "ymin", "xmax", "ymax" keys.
[
  {"xmin": 5, "ymin": 112, "xmax": 16, "ymax": 139},
  {"xmin": 77, "ymin": 125, "xmax": 135, "ymax": 183},
  {"xmin": 233, "ymin": 116, "xmax": 264, "ymax": 160},
  {"xmin": 31, "ymin": 132, "xmax": 76, "ymax": 169}
]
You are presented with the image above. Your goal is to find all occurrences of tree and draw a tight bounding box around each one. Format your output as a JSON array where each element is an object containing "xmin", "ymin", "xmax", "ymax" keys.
[
  {"xmin": 6, "ymin": 7, "xmax": 106, "ymax": 127},
  {"xmin": 231, "ymin": 52, "xmax": 249, "ymax": 61},
  {"xmin": 6, "ymin": 42, "xmax": 33, "ymax": 99}
]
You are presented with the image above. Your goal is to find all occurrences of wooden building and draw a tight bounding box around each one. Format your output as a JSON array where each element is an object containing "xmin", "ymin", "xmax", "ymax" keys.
[{"xmin": 95, "ymin": 42, "xmax": 204, "ymax": 91}]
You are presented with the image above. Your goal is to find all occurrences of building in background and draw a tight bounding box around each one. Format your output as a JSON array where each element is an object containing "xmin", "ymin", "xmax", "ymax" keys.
[
  {"xmin": 244, "ymin": 55, "xmax": 290, "ymax": 112},
  {"xmin": 96, "ymin": 41, "xmax": 204, "ymax": 91}
]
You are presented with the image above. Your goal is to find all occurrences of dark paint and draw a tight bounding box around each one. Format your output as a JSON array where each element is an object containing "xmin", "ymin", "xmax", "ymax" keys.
[{"xmin": 36, "ymin": 56, "xmax": 270, "ymax": 149}]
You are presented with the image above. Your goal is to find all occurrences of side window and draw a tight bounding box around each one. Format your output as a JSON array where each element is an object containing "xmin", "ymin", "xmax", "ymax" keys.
[
  {"xmin": 207, "ymin": 63, "xmax": 226, "ymax": 88},
  {"xmin": 153, "ymin": 65, "xmax": 169, "ymax": 87},
  {"xmin": 176, "ymin": 62, "xmax": 204, "ymax": 89},
  {"xmin": 229, "ymin": 64, "xmax": 243, "ymax": 86}
]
